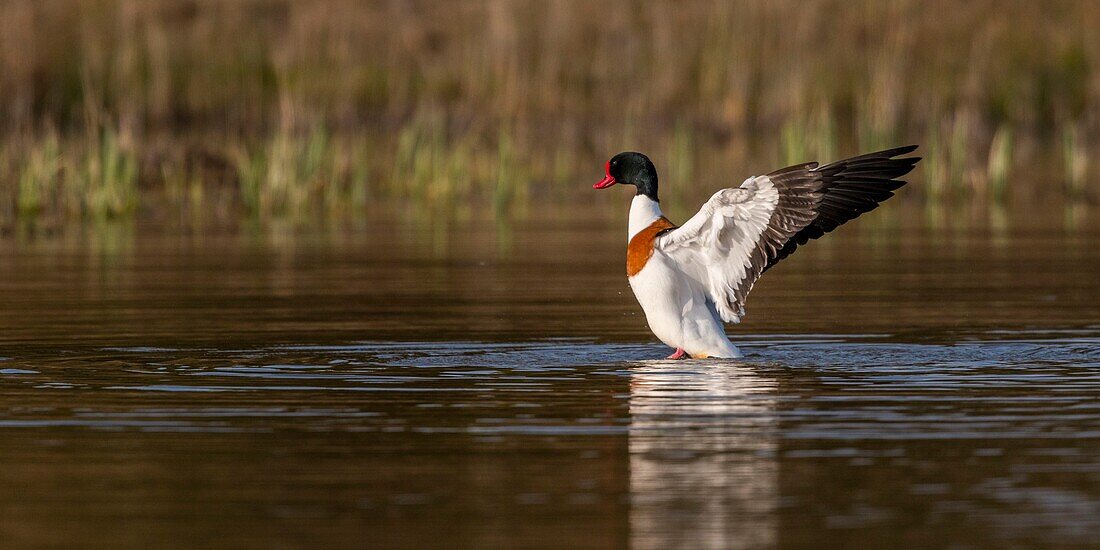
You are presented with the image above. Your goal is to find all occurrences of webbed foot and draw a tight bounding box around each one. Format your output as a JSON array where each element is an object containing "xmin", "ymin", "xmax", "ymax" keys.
[{"xmin": 666, "ymin": 348, "xmax": 688, "ymax": 360}]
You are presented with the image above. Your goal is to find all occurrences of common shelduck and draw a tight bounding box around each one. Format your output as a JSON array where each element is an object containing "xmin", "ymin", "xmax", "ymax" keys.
[{"xmin": 593, "ymin": 145, "xmax": 921, "ymax": 359}]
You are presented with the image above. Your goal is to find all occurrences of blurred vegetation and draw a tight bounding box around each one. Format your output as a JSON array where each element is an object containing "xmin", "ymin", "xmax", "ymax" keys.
[{"xmin": 0, "ymin": 0, "xmax": 1097, "ymax": 225}]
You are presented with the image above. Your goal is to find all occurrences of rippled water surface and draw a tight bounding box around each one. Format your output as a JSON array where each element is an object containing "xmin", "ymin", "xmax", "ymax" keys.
[{"xmin": 1, "ymin": 204, "xmax": 1099, "ymax": 547}]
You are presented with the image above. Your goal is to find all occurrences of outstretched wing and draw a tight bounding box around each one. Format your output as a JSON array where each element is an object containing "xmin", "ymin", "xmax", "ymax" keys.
[
  {"xmin": 766, "ymin": 145, "xmax": 920, "ymax": 270},
  {"xmin": 657, "ymin": 167, "xmax": 824, "ymax": 323},
  {"xmin": 657, "ymin": 145, "xmax": 920, "ymax": 323}
]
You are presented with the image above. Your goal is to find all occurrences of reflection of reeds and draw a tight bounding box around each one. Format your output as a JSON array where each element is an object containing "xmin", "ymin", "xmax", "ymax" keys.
[{"xmin": 0, "ymin": 0, "xmax": 1097, "ymax": 222}]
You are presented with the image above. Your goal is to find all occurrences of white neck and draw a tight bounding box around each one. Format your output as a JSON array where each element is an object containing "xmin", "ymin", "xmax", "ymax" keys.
[{"xmin": 628, "ymin": 195, "xmax": 664, "ymax": 241}]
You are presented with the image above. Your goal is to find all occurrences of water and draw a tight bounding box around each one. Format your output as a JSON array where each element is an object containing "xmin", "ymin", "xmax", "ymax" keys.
[{"xmin": 1, "ymin": 203, "xmax": 1098, "ymax": 547}]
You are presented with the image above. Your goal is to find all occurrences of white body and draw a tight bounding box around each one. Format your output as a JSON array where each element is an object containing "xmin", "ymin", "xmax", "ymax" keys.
[{"xmin": 627, "ymin": 195, "xmax": 742, "ymax": 358}]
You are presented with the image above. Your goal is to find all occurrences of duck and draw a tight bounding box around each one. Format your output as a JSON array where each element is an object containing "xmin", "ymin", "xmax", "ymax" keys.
[{"xmin": 593, "ymin": 145, "xmax": 920, "ymax": 359}]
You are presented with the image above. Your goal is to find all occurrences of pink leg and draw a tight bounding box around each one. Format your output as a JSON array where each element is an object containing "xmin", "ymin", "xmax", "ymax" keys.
[{"xmin": 666, "ymin": 348, "xmax": 688, "ymax": 360}]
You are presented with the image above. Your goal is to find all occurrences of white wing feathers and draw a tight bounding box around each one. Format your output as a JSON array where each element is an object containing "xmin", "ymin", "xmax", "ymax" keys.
[{"xmin": 657, "ymin": 169, "xmax": 823, "ymax": 323}]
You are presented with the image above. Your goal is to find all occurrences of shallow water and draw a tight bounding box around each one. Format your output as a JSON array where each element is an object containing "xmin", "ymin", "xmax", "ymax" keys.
[{"xmin": 1, "ymin": 203, "xmax": 1099, "ymax": 547}]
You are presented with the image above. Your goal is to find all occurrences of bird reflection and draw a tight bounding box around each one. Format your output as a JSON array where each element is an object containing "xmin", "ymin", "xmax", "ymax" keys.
[{"xmin": 628, "ymin": 360, "xmax": 778, "ymax": 549}]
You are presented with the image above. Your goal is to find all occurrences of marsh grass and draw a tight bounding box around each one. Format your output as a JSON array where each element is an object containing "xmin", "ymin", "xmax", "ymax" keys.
[
  {"xmin": 6, "ymin": 127, "xmax": 137, "ymax": 221},
  {"xmin": 16, "ymin": 134, "xmax": 61, "ymax": 217},
  {"xmin": 987, "ymin": 124, "xmax": 1015, "ymax": 202},
  {"xmin": 392, "ymin": 113, "xmax": 473, "ymax": 203},
  {"xmin": 76, "ymin": 127, "xmax": 139, "ymax": 220},
  {"xmin": 664, "ymin": 120, "xmax": 696, "ymax": 208},
  {"xmin": 1063, "ymin": 126, "xmax": 1090, "ymax": 200},
  {"xmin": 233, "ymin": 127, "xmax": 380, "ymax": 219},
  {"xmin": 0, "ymin": 0, "xmax": 1097, "ymax": 224},
  {"xmin": 492, "ymin": 125, "xmax": 528, "ymax": 216},
  {"xmin": 161, "ymin": 164, "xmax": 204, "ymax": 219},
  {"xmin": 779, "ymin": 107, "xmax": 839, "ymax": 169}
]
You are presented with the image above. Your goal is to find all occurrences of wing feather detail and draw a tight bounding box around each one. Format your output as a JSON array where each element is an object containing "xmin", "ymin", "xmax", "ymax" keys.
[
  {"xmin": 658, "ymin": 171, "xmax": 823, "ymax": 323},
  {"xmin": 655, "ymin": 145, "xmax": 920, "ymax": 324},
  {"xmin": 765, "ymin": 145, "xmax": 920, "ymax": 270}
]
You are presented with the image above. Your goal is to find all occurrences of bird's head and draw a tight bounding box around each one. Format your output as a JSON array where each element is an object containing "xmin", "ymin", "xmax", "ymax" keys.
[{"xmin": 593, "ymin": 151, "xmax": 659, "ymax": 201}]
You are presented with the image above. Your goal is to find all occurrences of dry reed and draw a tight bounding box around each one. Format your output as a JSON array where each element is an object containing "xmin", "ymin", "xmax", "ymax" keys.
[{"xmin": 0, "ymin": 0, "xmax": 1096, "ymax": 222}]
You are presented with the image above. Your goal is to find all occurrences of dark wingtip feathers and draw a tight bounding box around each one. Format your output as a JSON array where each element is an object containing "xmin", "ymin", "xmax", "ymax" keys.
[{"xmin": 764, "ymin": 145, "xmax": 922, "ymax": 271}]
